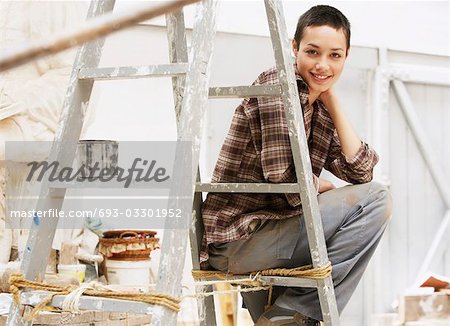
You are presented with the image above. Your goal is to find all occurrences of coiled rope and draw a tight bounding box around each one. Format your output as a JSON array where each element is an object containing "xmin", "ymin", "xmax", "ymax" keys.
[
  {"xmin": 8, "ymin": 263, "xmax": 331, "ymax": 321},
  {"xmin": 192, "ymin": 262, "xmax": 332, "ymax": 281},
  {"xmin": 192, "ymin": 262, "xmax": 332, "ymax": 309},
  {"xmin": 9, "ymin": 273, "xmax": 180, "ymax": 321}
]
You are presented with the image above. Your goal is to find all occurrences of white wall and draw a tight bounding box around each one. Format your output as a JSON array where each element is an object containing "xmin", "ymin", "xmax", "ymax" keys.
[{"xmin": 116, "ymin": 0, "xmax": 450, "ymax": 57}]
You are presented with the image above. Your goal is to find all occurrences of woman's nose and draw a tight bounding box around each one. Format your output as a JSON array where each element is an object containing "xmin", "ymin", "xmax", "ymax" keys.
[{"xmin": 315, "ymin": 59, "xmax": 329, "ymax": 71}]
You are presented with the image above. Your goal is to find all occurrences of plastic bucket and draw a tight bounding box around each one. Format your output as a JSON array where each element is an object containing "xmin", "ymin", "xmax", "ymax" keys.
[
  {"xmin": 105, "ymin": 259, "xmax": 152, "ymax": 291},
  {"xmin": 58, "ymin": 264, "xmax": 86, "ymax": 283}
]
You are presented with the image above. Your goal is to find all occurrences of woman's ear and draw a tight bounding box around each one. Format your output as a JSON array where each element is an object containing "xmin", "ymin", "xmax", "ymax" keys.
[
  {"xmin": 345, "ymin": 46, "xmax": 351, "ymax": 58},
  {"xmin": 291, "ymin": 39, "xmax": 298, "ymax": 55}
]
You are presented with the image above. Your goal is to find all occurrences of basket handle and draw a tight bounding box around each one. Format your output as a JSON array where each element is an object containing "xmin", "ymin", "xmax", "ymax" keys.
[{"xmin": 119, "ymin": 231, "xmax": 139, "ymax": 239}]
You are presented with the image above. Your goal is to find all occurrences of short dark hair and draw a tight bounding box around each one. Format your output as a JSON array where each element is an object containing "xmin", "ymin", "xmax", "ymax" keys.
[{"xmin": 293, "ymin": 5, "xmax": 351, "ymax": 53}]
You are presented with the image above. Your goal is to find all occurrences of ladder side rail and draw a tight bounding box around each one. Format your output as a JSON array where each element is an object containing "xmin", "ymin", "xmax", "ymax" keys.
[
  {"xmin": 7, "ymin": 1, "xmax": 116, "ymax": 325},
  {"xmin": 263, "ymin": 0, "xmax": 328, "ymax": 267},
  {"xmin": 264, "ymin": 1, "xmax": 340, "ymax": 325},
  {"xmin": 166, "ymin": 11, "xmax": 188, "ymax": 121},
  {"xmin": 165, "ymin": 11, "xmax": 205, "ymax": 267},
  {"xmin": 152, "ymin": 1, "xmax": 218, "ymax": 325},
  {"xmin": 191, "ymin": 182, "xmax": 205, "ymax": 267},
  {"xmin": 166, "ymin": 8, "xmax": 217, "ymax": 326},
  {"xmin": 192, "ymin": 174, "xmax": 217, "ymax": 326},
  {"xmin": 20, "ymin": 0, "xmax": 116, "ymax": 281}
]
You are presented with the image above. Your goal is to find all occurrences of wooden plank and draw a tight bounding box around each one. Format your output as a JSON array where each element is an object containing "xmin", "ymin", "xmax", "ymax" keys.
[
  {"xmin": 30, "ymin": 311, "xmax": 151, "ymax": 325},
  {"xmin": 59, "ymin": 242, "xmax": 79, "ymax": 265},
  {"xmin": 46, "ymin": 249, "xmax": 58, "ymax": 274},
  {"xmin": 215, "ymin": 283, "xmax": 237, "ymax": 326},
  {"xmin": 33, "ymin": 311, "xmax": 97, "ymax": 324},
  {"xmin": 399, "ymin": 293, "xmax": 449, "ymax": 322},
  {"xmin": 0, "ymin": 0, "xmax": 200, "ymax": 72}
]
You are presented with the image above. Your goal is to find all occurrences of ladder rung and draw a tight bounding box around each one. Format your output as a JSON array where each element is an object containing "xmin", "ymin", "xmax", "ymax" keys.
[
  {"xmin": 195, "ymin": 182, "xmax": 300, "ymax": 193},
  {"xmin": 49, "ymin": 180, "xmax": 169, "ymax": 189},
  {"xmin": 20, "ymin": 291, "xmax": 156, "ymax": 315},
  {"xmin": 50, "ymin": 181, "xmax": 301, "ymax": 192},
  {"xmin": 208, "ymin": 85, "xmax": 282, "ymax": 98},
  {"xmin": 78, "ymin": 63, "xmax": 188, "ymax": 80},
  {"xmin": 258, "ymin": 276, "xmax": 318, "ymax": 288},
  {"xmin": 194, "ymin": 274, "xmax": 317, "ymax": 288}
]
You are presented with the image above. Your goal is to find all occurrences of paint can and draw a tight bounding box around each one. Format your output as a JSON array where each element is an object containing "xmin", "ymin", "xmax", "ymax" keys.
[
  {"xmin": 105, "ymin": 259, "xmax": 153, "ymax": 292},
  {"xmin": 57, "ymin": 263, "xmax": 86, "ymax": 283},
  {"xmin": 76, "ymin": 140, "xmax": 118, "ymax": 179}
]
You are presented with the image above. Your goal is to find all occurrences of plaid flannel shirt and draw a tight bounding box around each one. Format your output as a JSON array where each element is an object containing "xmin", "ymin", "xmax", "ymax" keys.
[{"xmin": 200, "ymin": 66, "xmax": 379, "ymax": 265}]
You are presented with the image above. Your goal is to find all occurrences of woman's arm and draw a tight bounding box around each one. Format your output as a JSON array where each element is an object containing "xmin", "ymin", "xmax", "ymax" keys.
[{"xmin": 319, "ymin": 88, "xmax": 362, "ymax": 159}]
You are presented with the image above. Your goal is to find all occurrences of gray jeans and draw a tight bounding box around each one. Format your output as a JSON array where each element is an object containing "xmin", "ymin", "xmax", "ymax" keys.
[{"xmin": 208, "ymin": 182, "xmax": 392, "ymax": 322}]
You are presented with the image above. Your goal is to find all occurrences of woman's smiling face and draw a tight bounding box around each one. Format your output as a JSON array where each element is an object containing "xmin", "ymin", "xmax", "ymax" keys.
[{"xmin": 293, "ymin": 25, "xmax": 348, "ymax": 96}]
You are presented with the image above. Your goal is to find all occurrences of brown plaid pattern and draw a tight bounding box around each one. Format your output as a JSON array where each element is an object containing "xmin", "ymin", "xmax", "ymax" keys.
[{"xmin": 200, "ymin": 66, "xmax": 378, "ymax": 265}]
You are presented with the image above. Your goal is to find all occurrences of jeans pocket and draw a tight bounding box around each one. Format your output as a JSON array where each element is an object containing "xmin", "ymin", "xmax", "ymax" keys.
[
  {"xmin": 208, "ymin": 243, "xmax": 229, "ymax": 272},
  {"xmin": 276, "ymin": 216, "xmax": 302, "ymax": 259}
]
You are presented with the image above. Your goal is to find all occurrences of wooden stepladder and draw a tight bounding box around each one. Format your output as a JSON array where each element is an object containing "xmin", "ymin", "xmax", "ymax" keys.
[{"xmin": 7, "ymin": 1, "xmax": 340, "ymax": 325}]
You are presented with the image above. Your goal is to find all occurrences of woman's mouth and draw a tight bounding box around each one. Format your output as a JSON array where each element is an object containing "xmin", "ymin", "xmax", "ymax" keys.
[{"xmin": 310, "ymin": 72, "xmax": 332, "ymax": 83}]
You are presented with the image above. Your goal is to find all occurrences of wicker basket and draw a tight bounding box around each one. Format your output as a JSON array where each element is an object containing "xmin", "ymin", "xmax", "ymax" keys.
[{"xmin": 99, "ymin": 230, "xmax": 159, "ymax": 261}]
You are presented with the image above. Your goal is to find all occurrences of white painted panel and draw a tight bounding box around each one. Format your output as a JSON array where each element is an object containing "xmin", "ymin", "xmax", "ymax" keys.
[
  {"xmin": 388, "ymin": 50, "xmax": 450, "ymax": 69},
  {"xmin": 116, "ymin": 1, "xmax": 450, "ymax": 56},
  {"xmin": 387, "ymin": 79, "xmax": 450, "ymax": 324},
  {"xmin": 403, "ymin": 83, "xmax": 448, "ymax": 277},
  {"xmin": 388, "ymin": 84, "xmax": 410, "ymax": 310},
  {"xmin": 443, "ymin": 84, "xmax": 450, "ymax": 276}
]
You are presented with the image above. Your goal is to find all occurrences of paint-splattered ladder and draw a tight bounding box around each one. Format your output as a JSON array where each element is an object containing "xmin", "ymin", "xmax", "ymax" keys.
[{"xmin": 7, "ymin": 1, "xmax": 340, "ymax": 325}]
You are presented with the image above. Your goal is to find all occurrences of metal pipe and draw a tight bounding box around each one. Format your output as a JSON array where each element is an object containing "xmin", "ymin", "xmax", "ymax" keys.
[
  {"xmin": 392, "ymin": 80, "xmax": 450, "ymax": 208},
  {"xmin": 0, "ymin": 0, "xmax": 199, "ymax": 72}
]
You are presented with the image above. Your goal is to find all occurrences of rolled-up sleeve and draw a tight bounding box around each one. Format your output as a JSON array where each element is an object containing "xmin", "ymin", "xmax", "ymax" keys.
[{"xmin": 325, "ymin": 131, "xmax": 379, "ymax": 184}]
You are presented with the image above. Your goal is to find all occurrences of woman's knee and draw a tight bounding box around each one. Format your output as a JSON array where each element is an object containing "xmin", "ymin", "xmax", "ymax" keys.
[{"xmin": 368, "ymin": 181, "xmax": 393, "ymax": 223}]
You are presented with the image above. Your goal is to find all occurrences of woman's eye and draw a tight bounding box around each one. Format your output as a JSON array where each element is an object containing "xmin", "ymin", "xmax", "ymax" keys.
[
  {"xmin": 306, "ymin": 49, "xmax": 318, "ymax": 55},
  {"xmin": 331, "ymin": 53, "xmax": 342, "ymax": 58}
]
